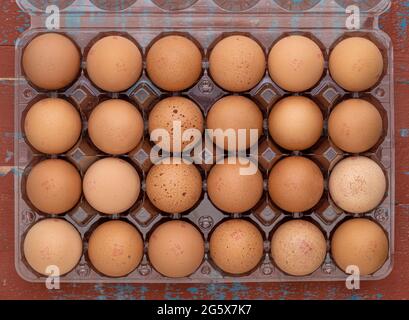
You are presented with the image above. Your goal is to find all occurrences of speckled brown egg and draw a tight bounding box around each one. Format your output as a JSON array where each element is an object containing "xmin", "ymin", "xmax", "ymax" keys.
[
  {"xmin": 23, "ymin": 219, "xmax": 82, "ymax": 276},
  {"xmin": 24, "ymin": 98, "xmax": 82, "ymax": 154},
  {"xmin": 268, "ymin": 96, "xmax": 324, "ymax": 151},
  {"xmin": 268, "ymin": 35, "xmax": 325, "ymax": 92},
  {"xmin": 207, "ymin": 95, "xmax": 263, "ymax": 151},
  {"xmin": 83, "ymin": 158, "xmax": 141, "ymax": 215},
  {"xmin": 86, "ymin": 35, "xmax": 142, "ymax": 92},
  {"xmin": 209, "ymin": 35, "xmax": 266, "ymax": 92},
  {"xmin": 88, "ymin": 220, "xmax": 144, "ymax": 277},
  {"xmin": 148, "ymin": 97, "xmax": 204, "ymax": 153},
  {"xmin": 329, "ymin": 37, "xmax": 384, "ymax": 92},
  {"xmin": 271, "ymin": 220, "xmax": 327, "ymax": 276},
  {"xmin": 146, "ymin": 35, "xmax": 203, "ymax": 92},
  {"xmin": 22, "ymin": 33, "xmax": 81, "ymax": 90},
  {"xmin": 148, "ymin": 220, "xmax": 205, "ymax": 278},
  {"xmin": 88, "ymin": 99, "xmax": 144, "ymax": 155},
  {"xmin": 26, "ymin": 159, "xmax": 82, "ymax": 215},
  {"xmin": 329, "ymin": 99, "xmax": 383, "ymax": 153},
  {"xmin": 207, "ymin": 157, "xmax": 264, "ymax": 214},
  {"xmin": 146, "ymin": 159, "xmax": 202, "ymax": 214},
  {"xmin": 210, "ymin": 219, "xmax": 264, "ymax": 275},
  {"xmin": 329, "ymin": 157, "xmax": 386, "ymax": 214},
  {"xmin": 268, "ymin": 157, "xmax": 324, "ymax": 213},
  {"xmin": 331, "ymin": 218, "xmax": 389, "ymax": 276}
]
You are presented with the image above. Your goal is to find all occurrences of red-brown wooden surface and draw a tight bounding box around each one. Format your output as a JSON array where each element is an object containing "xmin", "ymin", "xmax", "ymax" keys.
[{"xmin": 1, "ymin": 0, "xmax": 408, "ymax": 300}]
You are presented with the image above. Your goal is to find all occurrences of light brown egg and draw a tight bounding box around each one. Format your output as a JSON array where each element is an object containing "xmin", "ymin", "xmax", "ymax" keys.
[
  {"xmin": 22, "ymin": 33, "xmax": 81, "ymax": 90},
  {"xmin": 268, "ymin": 35, "xmax": 324, "ymax": 92},
  {"xmin": 24, "ymin": 98, "xmax": 82, "ymax": 154},
  {"xmin": 271, "ymin": 220, "xmax": 327, "ymax": 276},
  {"xmin": 26, "ymin": 159, "xmax": 82, "ymax": 215},
  {"xmin": 148, "ymin": 220, "xmax": 205, "ymax": 278},
  {"xmin": 88, "ymin": 99, "xmax": 144, "ymax": 155},
  {"xmin": 329, "ymin": 157, "xmax": 386, "ymax": 214},
  {"xmin": 209, "ymin": 35, "xmax": 266, "ymax": 92},
  {"xmin": 329, "ymin": 99, "xmax": 383, "ymax": 153},
  {"xmin": 329, "ymin": 37, "xmax": 384, "ymax": 92},
  {"xmin": 207, "ymin": 95, "xmax": 263, "ymax": 151},
  {"xmin": 146, "ymin": 159, "xmax": 202, "ymax": 214},
  {"xmin": 207, "ymin": 157, "xmax": 264, "ymax": 214},
  {"xmin": 86, "ymin": 35, "xmax": 142, "ymax": 92},
  {"xmin": 268, "ymin": 157, "xmax": 324, "ymax": 213},
  {"xmin": 331, "ymin": 218, "xmax": 389, "ymax": 276},
  {"xmin": 146, "ymin": 35, "xmax": 203, "ymax": 92},
  {"xmin": 148, "ymin": 96, "xmax": 204, "ymax": 153},
  {"xmin": 210, "ymin": 219, "xmax": 264, "ymax": 275},
  {"xmin": 268, "ymin": 96, "xmax": 323, "ymax": 151},
  {"xmin": 88, "ymin": 220, "xmax": 144, "ymax": 277},
  {"xmin": 83, "ymin": 158, "xmax": 140, "ymax": 214},
  {"xmin": 23, "ymin": 219, "xmax": 82, "ymax": 276}
]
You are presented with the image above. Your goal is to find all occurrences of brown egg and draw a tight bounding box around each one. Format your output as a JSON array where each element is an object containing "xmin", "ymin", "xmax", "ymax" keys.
[
  {"xmin": 329, "ymin": 157, "xmax": 386, "ymax": 214},
  {"xmin": 268, "ymin": 96, "xmax": 323, "ymax": 151},
  {"xmin": 22, "ymin": 33, "xmax": 81, "ymax": 90},
  {"xmin": 88, "ymin": 220, "xmax": 144, "ymax": 277},
  {"xmin": 207, "ymin": 157, "xmax": 264, "ymax": 214},
  {"xmin": 331, "ymin": 218, "xmax": 389, "ymax": 276},
  {"xmin": 207, "ymin": 95, "xmax": 263, "ymax": 151},
  {"xmin": 146, "ymin": 159, "xmax": 202, "ymax": 214},
  {"xmin": 147, "ymin": 35, "xmax": 203, "ymax": 92},
  {"xmin": 83, "ymin": 158, "xmax": 140, "ymax": 214},
  {"xmin": 329, "ymin": 37, "xmax": 384, "ymax": 92},
  {"xmin": 23, "ymin": 219, "xmax": 82, "ymax": 276},
  {"xmin": 209, "ymin": 35, "xmax": 266, "ymax": 92},
  {"xmin": 24, "ymin": 98, "xmax": 82, "ymax": 154},
  {"xmin": 329, "ymin": 99, "xmax": 383, "ymax": 153},
  {"xmin": 271, "ymin": 220, "xmax": 327, "ymax": 276},
  {"xmin": 88, "ymin": 99, "xmax": 144, "ymax": 155},
  {"xmin": 268, "ymin": 157, "xmax": 324, "ymax": 213},
  {"xmin": 268, "ymin": 35, "xmax": 324, "ymax": 92},
  {"xmin": 148, "ymin": 220, "xmax": 204, "ymax": 278},
  {"xmin": 26, "ymin": 159, "xmax": 82, "ymax": 215},
  {"xmin": 148, "ymin": 97, "xmax": 204, "ymax": 153},
  {"xmin": 86, "ymin": 35, "xmax": 142, "ymax": 92},
  {"xmin": 210, "ymin": 219, "xmax": 264, "ymax": 275}
]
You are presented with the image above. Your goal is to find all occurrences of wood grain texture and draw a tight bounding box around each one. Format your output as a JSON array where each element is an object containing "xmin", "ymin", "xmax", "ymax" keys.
[{"xmin": 1, "ymin": 0, "xmax": 409, "ymax": 300}]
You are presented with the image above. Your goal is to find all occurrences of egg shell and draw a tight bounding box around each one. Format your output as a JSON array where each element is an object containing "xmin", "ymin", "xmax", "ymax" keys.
[
  {"xmin": 148, "ymin": 97, "xmax": 204, "ymax": 153},
  {"xmin": 329, "ymin": 156, "xmax": 386, "ymax": 214},
  {"xmin": 207, "ymin": 157, "xmax": 264, "ymax": 214},
  {"xmin": 268, "ymin": 35, "xmax": 325, "ymax": 92},
  {"xmin": 328, "ymin": 99, "xmax": 383, "ymax": 153},
  {"xmin": 209, "ymin": 219, "xmax": 264, "ymax": 275},
  {"xmin": 23, "ymin": 219, "xmax": 83, "ymax": 276},
  {"xmin": 331, "ymin": 218, "xmax": 389, "ymax": 276},
  {"xmin": 270, "ymin": 220, "xmax": 327, "ymax": 276},
  {"xmin": 146, "ymin": 35, "xmax": 203, "ymax": 91},
  {"xmin": 83, "ymin": 158, "xmax": 141, "ymax": 215},
  {"xmin": 268, "ymin": 96, "xmax": 324, "ymax": 151},
  {"xmin": 148, "ymin": 220, "xmax": 205, "ymax": 278},
  {"xmin": 88, "ymin": 99, "xmax": 144, "ymax": 155},
  {"xmin": 24, "ymin": 98, "xmax": 82, "ymax": 154},
  {"xmin": 268, "ymin": 157, "xmax": 324, "ymax": 213},
  {"xmin": 22, "ymin": 33, "xmax": 81, "ymax": 90},
  {"xmin": 146, "ymin": 159, "xmax": 202, "ymax": 214},
  {"xmin": 26, "ymin": 159, "xmax": 82, "ymax": 215},
  {"xmin": 207, "ymin": 95, "xmax": 263, "ymax": 151},
  {"xmin": 329, "ymin": 37, "xmax": 384, "ymax": 92},
  {"xmin": 88, "ymin": 220, "xmax": 144, "ymax": 277},
  {"xmin": 86, "ymin": 35, "xmax": 143, "ymax": 92},
  {"xmin": 209, "ymin": 35, "xmax": 266, "ymax": 92}
]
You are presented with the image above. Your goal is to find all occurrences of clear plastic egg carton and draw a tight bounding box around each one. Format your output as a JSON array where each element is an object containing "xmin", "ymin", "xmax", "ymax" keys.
[{"xmin": 14, "ymin": 0, "xmax": 394, "ymax": 283}]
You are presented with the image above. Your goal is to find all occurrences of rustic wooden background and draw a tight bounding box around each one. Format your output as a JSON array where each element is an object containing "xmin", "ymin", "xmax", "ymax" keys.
[{"xmin": 0, "ymin": 0, "xmax": 408, "ymax": 300}]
